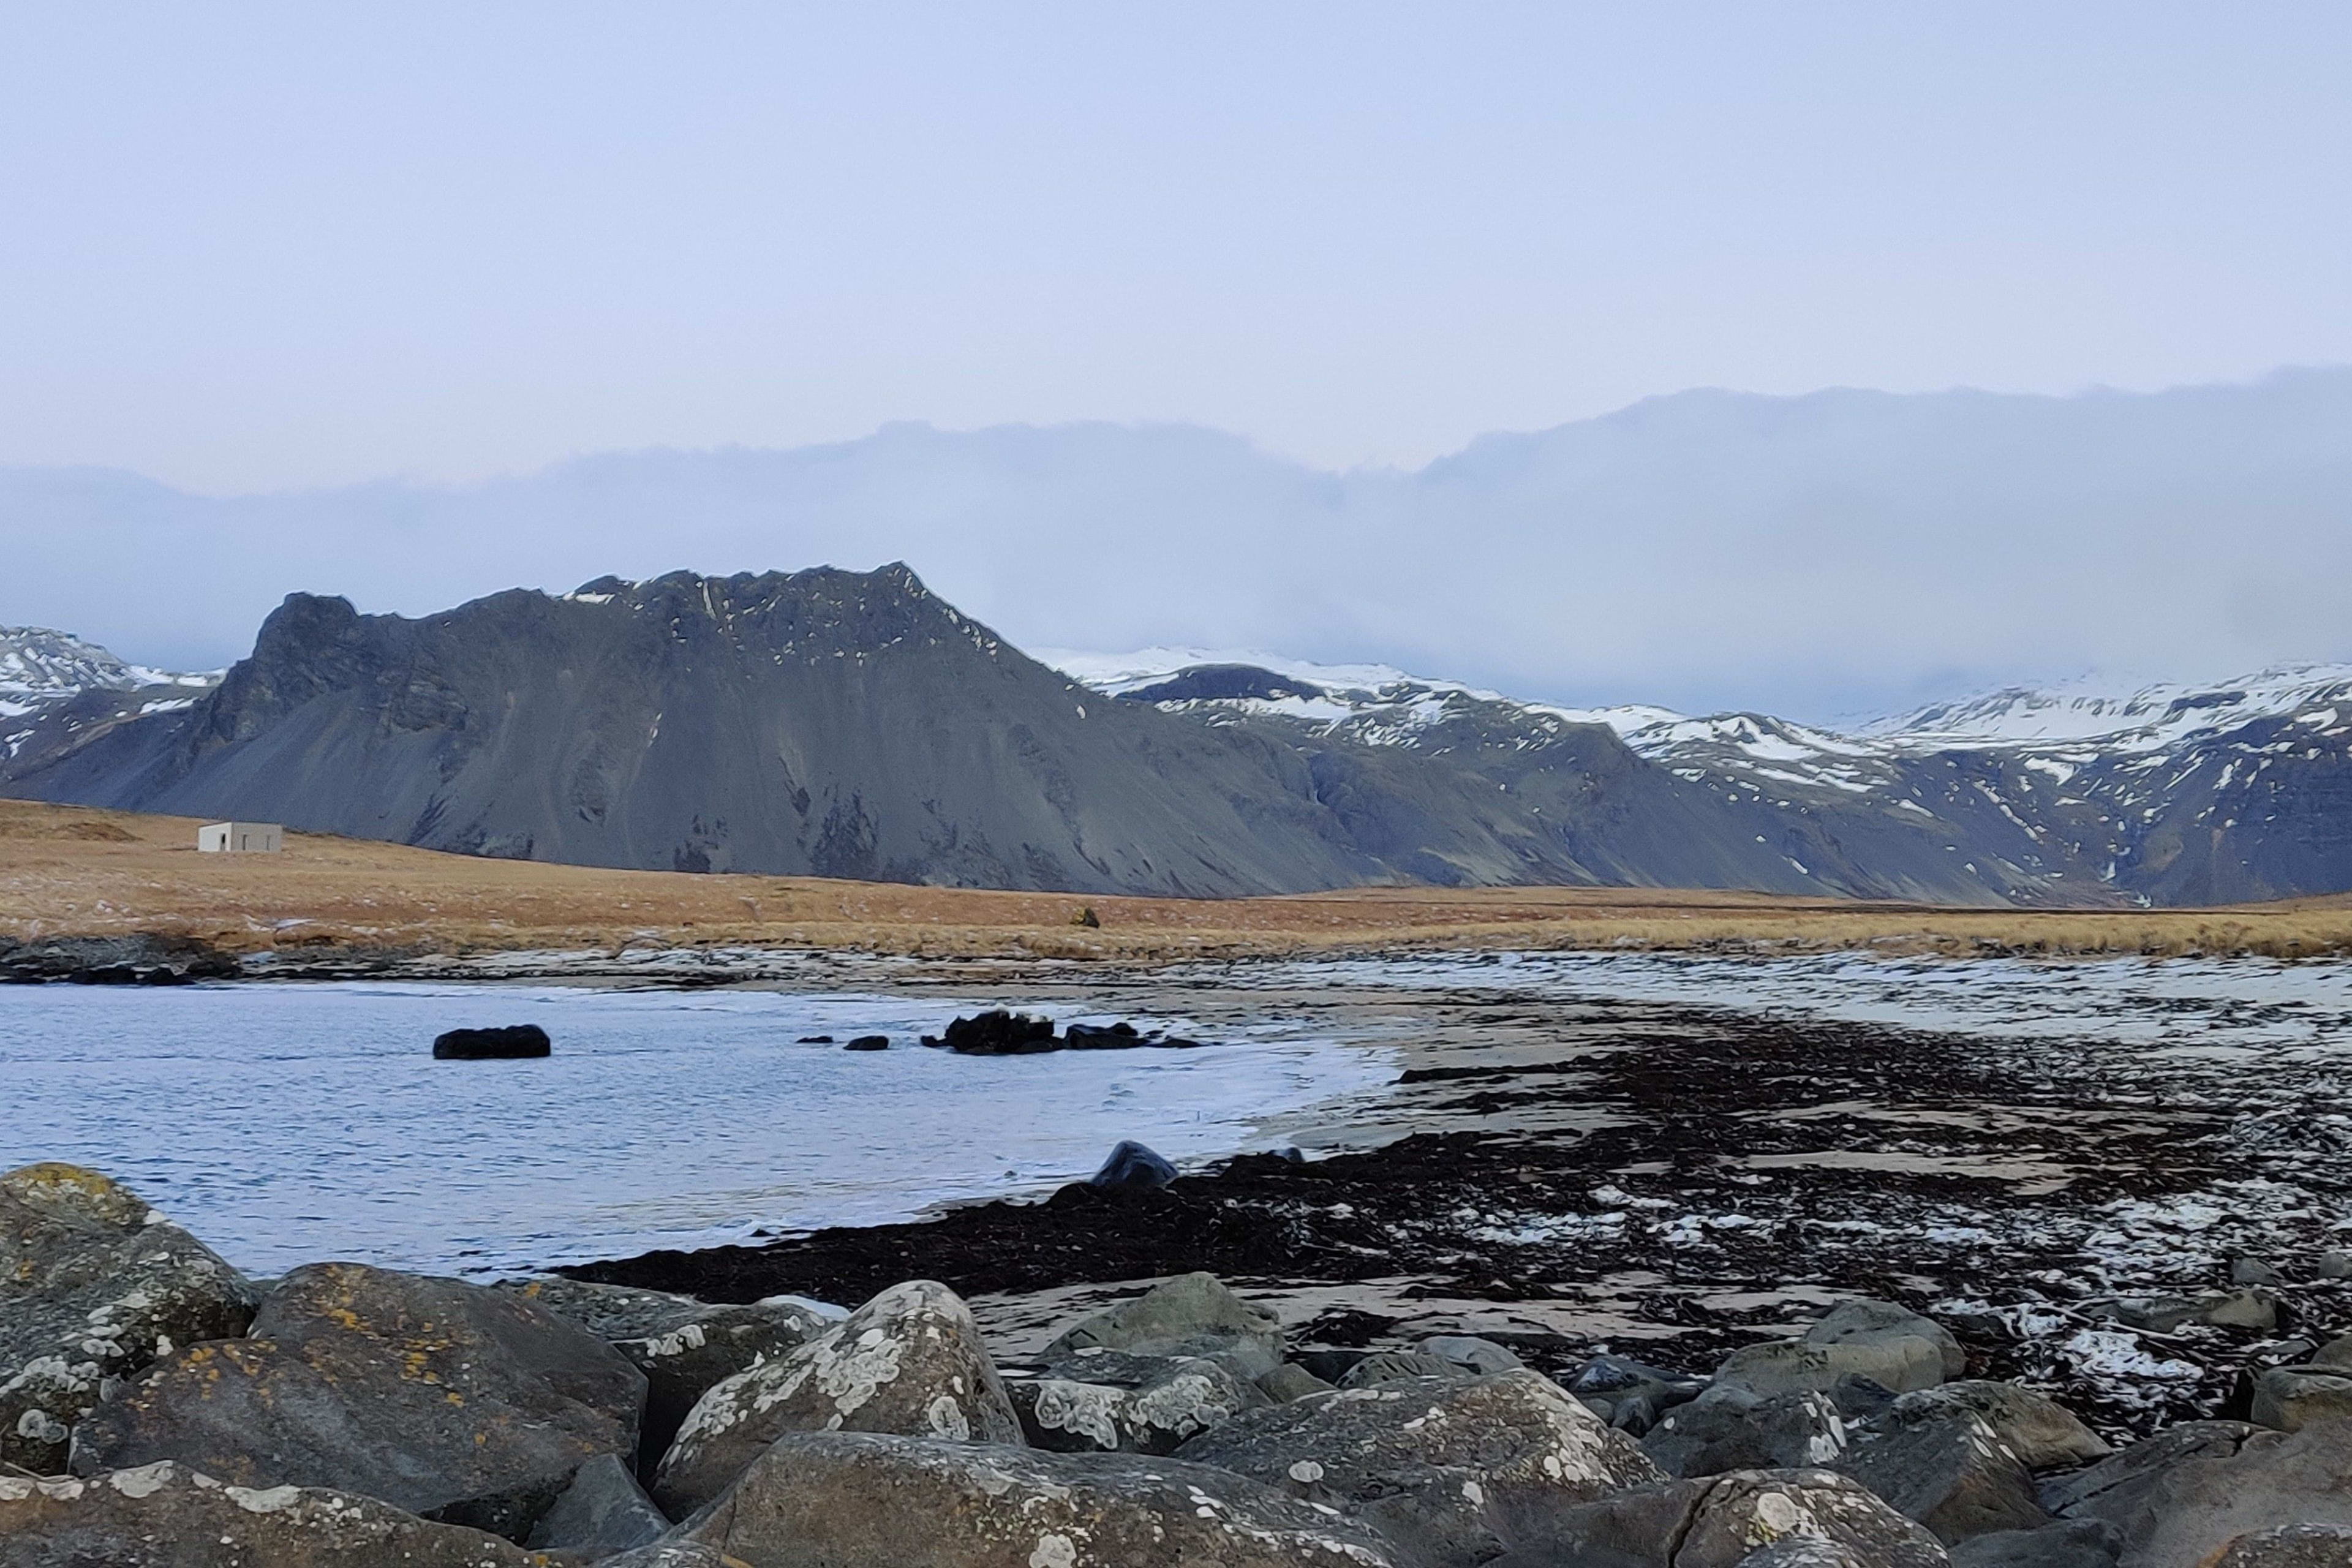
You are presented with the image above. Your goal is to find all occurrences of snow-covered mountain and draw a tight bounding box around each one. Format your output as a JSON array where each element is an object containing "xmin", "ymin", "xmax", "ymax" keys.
[
  {"xmin": 0, "ymin": 626, "xmax": 216, "ymax": 766},
  {"xmin": 1045, "ymin": 649, "xmax": 2352, "ymax": 905}
]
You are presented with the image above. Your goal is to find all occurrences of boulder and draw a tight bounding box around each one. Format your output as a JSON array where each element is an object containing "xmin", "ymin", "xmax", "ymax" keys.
[
  {"xmin": 843, "ymin": 1034, "xmax": 889, "ymax": 1050},
  {"xmin": 678, "ymin": 1429, "xmax": 1399, "ymax": 1567},
  {"xmin": 0, "ymin": 1163, "xmax": 260, "ymax": 1476},
  {"xmin": 2315, "ymin": 1335, "xmax": 2352, "ymax": 1371},
  {"xmin": 1012, "ymin": 1356, "xmax": 1265, "ymax": 1454},
  {"xmin": 1494, "ymin": 1469, "xmax": 1951, "ymax": 1568},
  {"xmin": 2250, "ymin": 1368, "xmax": 2352, "ymax": 1433},
  {"xmin": 524, "ymin": 1452, "xmax": 669, "ymax": 1554},
  {"xmin": 0, "ymin": 1461, "xmax": 555, "ymax": 1567},
  {"xmin": 1089, "ymin": 1140, "xmax": 1178, "ymax": 1189},
  {"xmin": 601, "ymin": 1547, "xmax": 733, "ymax": 1568},
  {"xmin": 2228, "ymin": 1260, "xmax": 2283, "ymax": 1287},
  {"xmin": 1340, "ymin": 1349, "xmax": 1465, "ymax": 1388},
  {"xmin": 1833, "ymin": 1410, "xmax": 2048, "ymax": 1544},
  {"xmin": 651, "ymin": 1278, "xmax": 1020, "ymax": 1518},
  {"xmin": 1042, "ymin": 1270, "xmax": 1286, "ymax": 1378},
  {"xmin": 935, "ymin": 1010, "xmax": 1058, "ymax": 1054},
  {"xmin": 2317, "ymin": 1253, "xmax": 2352, "ymax": 1282},
  {"xmin": 1645, "ymin": 1385, "xmax": 1849, "ymax": 1477},
  {"xmin": 432, "ymin": 1024, "xmax": 552, "ymax": 1059},
  {"xmin": 1722, "ymin": 1340, "xmax": 1951, "ymax": 1400},
  {"xmin": 1809, "ymin": 1302, "xmax": 1967, "ymax": 1382},
  {"xmin": 2084, "ymin": 1292, "xmax": 2278, "ymax": 1335},
  {"xmin": 1947, "ymin": 1520, "xmax": 2122, "ymax": 1568},
  {"xmin": 503, "ymin": 1277, "xmax": 832, "ymax": 1467},
  {"xmin": 1261, "ymin": 1363, "xmax": 1338, "ymax": 1401},
  {"xmin": 1175, "ymin": 1370, "xmax": 1665, "ymax": 1567},
  {"xmin": 1888, "ymin": 1384, "xmax": 2110, "ymax": 1471},
  {"xmin": 2198, "ymin": 1525, "xmax": 2352, "ymax": 1568},
  {"xmin": 1420, "ymin": 1335, "xmax": 1526, "ymax": 1375},
  {"xmin": 2043, "ymin": 1419, "xmax": 2352, "ymax": 1568},
  {"xmin": 70, "ymin": 1261, "xmax": 646, "ymax": 1540},
  {"xmin": 1723, "ymin": 1300, "xmax": 1966, "ymax": 1398},
  {"xmin": 1570, "ymin": 1352, "xmax": 1705, "ymax": 1428}
]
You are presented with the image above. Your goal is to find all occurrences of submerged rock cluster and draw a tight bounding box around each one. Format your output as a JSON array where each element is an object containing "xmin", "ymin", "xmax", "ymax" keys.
[{"xmin": 4, "ymin": 1160, "xmax": 2350, "ymax": 1567}]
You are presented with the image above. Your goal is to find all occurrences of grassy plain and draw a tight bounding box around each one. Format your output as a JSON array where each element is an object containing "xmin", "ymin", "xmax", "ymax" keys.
[{"xmin": 4, "ymin": 797, "xmax": 2349, "ymax": 962}]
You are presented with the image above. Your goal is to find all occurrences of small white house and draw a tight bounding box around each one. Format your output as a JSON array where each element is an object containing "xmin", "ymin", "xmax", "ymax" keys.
[{"xmin": 198, "ymin": 821, "xmax": 282, "ymax": 854}]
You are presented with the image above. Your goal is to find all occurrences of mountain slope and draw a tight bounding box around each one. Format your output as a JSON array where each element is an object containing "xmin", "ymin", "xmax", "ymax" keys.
[
  {"xmin": 7, "ymin": 567, "xmax": 1910, "ymax": 899},
  {"xmin": 1052, "ymin": 649, "xmax": 2352, "ymax": 905},
  {"xmin": 0, "ymin": 625, "xmax": 216, "ymax": 775}
]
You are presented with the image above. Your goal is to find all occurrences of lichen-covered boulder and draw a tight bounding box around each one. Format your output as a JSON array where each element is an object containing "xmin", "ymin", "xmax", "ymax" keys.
[
  {"xmin": 2043, "ymin": 1419, "xmax": 2352, "ymax": 1568},
  {"xmin": 1886, "ymin": 1384, "xmax": 2109, "ymax": 1472},
  {"xmin": 1013, "ymin": 1355, "xmax": 1267, "ymax": 1455},
  {"xmin": 503, "ymin": 1276, "xmax": 834, "ymax": 1465},
  {"xmin": 0, "ymin": 1163, "xmax": 258, "ymax": 1474},
  {"xmin": 1833, "ymin": 1410, "xmax": 2047, "ymax": 1544},
  {"xmin": 70, "ymin": 1262, "xmax": 646, "ymax": 1540},
  {"xmin": 0, "ymin": 1461, "xmax": 558, "ymax": 1566},
  {"xmin": 1042, "ymin": 1271, "xmax": 1286, "ymax": 1378},
  {"xmin": 1646, "ymin": 1386, "xmax": 1849, "ymax": 1477},
  {"xmin": 652, "ymin": 1279, "xmax": 1020, "ymax": 1518},
  {"xmin": 1500, "ymin": 1469, "xmax": 1951, "ymax": 1568},
  {"xmin": 1175, "ymin": 1370, "xmax": 1665, "ymax": 1568},
  {"xmin": 679, "ymin": 1430, "xmax": 1400, "ymax": 1568}
]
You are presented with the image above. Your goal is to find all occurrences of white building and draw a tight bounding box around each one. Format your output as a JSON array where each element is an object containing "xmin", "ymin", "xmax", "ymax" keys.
[{"xmin": 198, "ymin": 821, "xmax": 282, "ymax": 853}]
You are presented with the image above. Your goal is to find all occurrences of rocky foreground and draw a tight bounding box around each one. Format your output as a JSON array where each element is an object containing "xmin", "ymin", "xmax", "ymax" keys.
[{"xmin": 5, "ymin": 1162, "xmax": 2352, "ymax": 1567}]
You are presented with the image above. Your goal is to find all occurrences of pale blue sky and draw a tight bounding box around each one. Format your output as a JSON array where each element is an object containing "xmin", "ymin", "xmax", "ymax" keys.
[{"xmin": 3, "ymin": 3, "xmax": 2347, "ymax": 492}]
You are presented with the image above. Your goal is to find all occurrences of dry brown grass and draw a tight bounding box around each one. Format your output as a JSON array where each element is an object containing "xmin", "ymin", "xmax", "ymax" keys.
[{"xmin": 4, "ymin": 797, "xmax": 2350, "ymax": 963}]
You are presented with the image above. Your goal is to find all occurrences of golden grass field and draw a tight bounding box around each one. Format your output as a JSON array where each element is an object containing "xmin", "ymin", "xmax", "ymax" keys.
[{"xmin": 4, "ymin": 797, "xmax": 2350, "ymax": 962}]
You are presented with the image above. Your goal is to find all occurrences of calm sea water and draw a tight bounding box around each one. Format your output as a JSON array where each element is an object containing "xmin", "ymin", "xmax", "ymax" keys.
[{"xmin": 0, "ymin": 982, "xmax": 1394, "ymax": 1278}]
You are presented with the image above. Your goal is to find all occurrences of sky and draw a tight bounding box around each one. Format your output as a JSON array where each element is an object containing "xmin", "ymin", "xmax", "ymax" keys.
[{"xmin": 2, "ymin": 3, "xmax": 2348, "ymax": 492}]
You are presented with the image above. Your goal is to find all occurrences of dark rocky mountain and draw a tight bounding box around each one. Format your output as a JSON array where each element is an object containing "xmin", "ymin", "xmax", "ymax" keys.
[
  {"xmin": 1065, "ymin": 651, "xmax": 2352, "ymax": 906},
  {"xmin": 13, "ymin": 568, "xmax": 2348, "ymax": 905},
  {"xmin": 4, "ymin": 565, "xmax": 1929, "ymax": 899}
]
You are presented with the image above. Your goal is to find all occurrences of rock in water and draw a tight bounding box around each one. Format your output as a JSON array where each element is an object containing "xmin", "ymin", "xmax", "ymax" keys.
[
  {"xmin": 1175, "ymin": 1371, "xmax": 1665, "ymax": 1568},
  {"xmin": 652, "ymin": 1278, "xmax": 1021, "ymax": 1517},
  {"xmin": 70, "ymin": 1261, "xmax": 646, "ymax": 1540},
  {"xmin": 0, "ymin": 1163, "xmax": 258, "ymax": 1474},
  {"xmin": 1503, "ymin": 1469, "xmax": 1950, "ymax": 1568},
  {"xmin": 501, "ymin": 1276, "xmax": 833, "ymax": 1471},
  {"xmin": 679, "ymin": 1430, "xmax": 1400, "ymax": 1568},
  {"xmin": 937, "ymin": 1010, "xmax": 1059, "ymax": 1054},
  {"xmin": 843, "ymin": 1034, "xmax": 889, "ymax": 1050},
  {"xmin": 1089, "ymin": 1139, "xmax": 1179, "ymax": 1189},
  {"xmin": 432, "ymin": 1023, "xmax": 552, "ymax": 1059},
  {"xmin": 0, "ymin": 1461, "xmax": 556, "ymax": 1567}
]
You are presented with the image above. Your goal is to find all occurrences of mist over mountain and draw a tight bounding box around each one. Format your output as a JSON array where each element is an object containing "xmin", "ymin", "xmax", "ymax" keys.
[{"xmin": 5, "ymin": 371, "xmax": 2348, "ymax": 722}]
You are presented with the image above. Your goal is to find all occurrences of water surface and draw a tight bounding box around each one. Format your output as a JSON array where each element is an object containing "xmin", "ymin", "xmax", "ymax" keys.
[{"xmin": 0, "ymin": 981, "xmax": 1392, "ymax": 1277}]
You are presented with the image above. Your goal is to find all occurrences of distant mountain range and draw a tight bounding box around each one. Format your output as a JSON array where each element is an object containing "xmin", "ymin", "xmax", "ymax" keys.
[{"xmin": 7, "ymin": 570, "xmax": 2351, "ymax": 906}]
